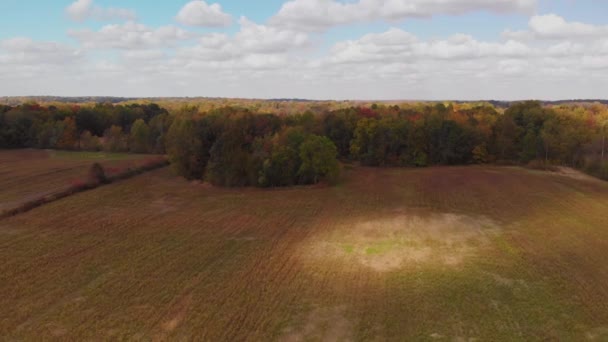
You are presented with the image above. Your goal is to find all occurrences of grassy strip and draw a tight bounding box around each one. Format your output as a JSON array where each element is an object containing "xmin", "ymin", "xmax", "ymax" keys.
[{"xmin": 0, "ymin": 158, "xmax": 169, "ymax": 220}]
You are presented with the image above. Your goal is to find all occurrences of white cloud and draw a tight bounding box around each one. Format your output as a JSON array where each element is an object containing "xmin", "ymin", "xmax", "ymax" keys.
[
  {"xmin": 529, "ymin": 14, "xmax": 608, "ymax": 39},
  {"xmin": 122, "ymin": 50, "xmax": 167, "ymax": 61},
  {"xmin": 176, "ymin": 1, "xmax": 232, "ymax": 27},
  {"xmin": 66, "ymin": 0, "xmax": 93, "ymax": 21},
  {"xmin": 0, "ymin": 38, "xmax": 83, "ymax": 65},
  {"xmin": 0, "ymin": 38, "xmax": 85, "ymax": 85},
  {"xmin": 3, "ymin": 5, "xmax": 608, "ymax": 100},
  {"xmin": 68, "ymin": 22, "xmax": 196, "ymax": 49},
  {"xmin": 327, "ymin": 29, "xmax": 530, "ymax": 64},
  {"xmin": 234, "ymin": 17, "xmax": 310, "ymax": 54},
  {"xmin": 174, "ymin": 17, "xmax": 310, "ymax": 67},
  {"xmin": 66, "ymin": 0, "xmax": 136, "ymax": 22},
  {"xmin": 271, "ymin": 0, "xmax": 537, "ymax": 31},
  {"xmin": 504, "ymin": 14, "xmax": 608, "ymax": 41},
  {"xmin": 497, "ymin": 59, "xmax": 529, "ymax": 75}
]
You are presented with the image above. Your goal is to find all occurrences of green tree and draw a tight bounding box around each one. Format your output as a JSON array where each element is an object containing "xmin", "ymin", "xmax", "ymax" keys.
[
  {"xmin": 255, "ymin": 128, "xmax": 306, "ymax": 187},
  {"xmin": 298, "ymin": 135, "xmax": 340, "ymax": 184},
  {"xmin": 206, "ymin": 135, "xmax": 254, "ymax": 187},
  {"xmin": 472, "ymin": 143, "xmax": 489, "ymax": 164},
  {"xmin": 35, "ymin": 121, "xmax": 58, "ymax": 148},
  {"xmin": 149, "ymin": 114, "xmax": 172, "ymax": 154},
  {"xmin": 130, "ymin": 119, "xmax": 151, "ymax": 153},
  {"xmin": 351, "ymin": 118, "xmax": 381, "ymax": 165},
  {"xmin": 520, "ymin": 130, "xmax": 540, "ymax": 163},
  {"xmin": 166, "ymin": 117, "xmax": 204, "ymax": 180},
  {"xmin": 322, "ymin": 110, "xmax": 358, "ymax": 158},
  {"xmin": 493, "ymin": 114, "xmax": 520, "ymax": 161}
]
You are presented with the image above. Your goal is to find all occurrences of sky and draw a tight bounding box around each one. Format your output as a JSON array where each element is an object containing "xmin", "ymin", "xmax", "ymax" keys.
[{"xmin": 1, "ymin": 0, "xmax": 607, "ymax": 100}]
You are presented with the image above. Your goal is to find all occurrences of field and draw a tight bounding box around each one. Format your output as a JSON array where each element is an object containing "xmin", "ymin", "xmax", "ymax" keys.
[
  {"xmin": 0, "ymin": 149, "xmax": 155, "ymax": 213},
  {"xmin": 1, "ymin": 161, "xmax": 608, "ymax": 340}
]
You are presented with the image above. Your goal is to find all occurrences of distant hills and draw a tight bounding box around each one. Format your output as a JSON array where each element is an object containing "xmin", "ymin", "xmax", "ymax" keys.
[{"xmin": 1, "ymin": 96, "xmax": 607, "ymax": 107}]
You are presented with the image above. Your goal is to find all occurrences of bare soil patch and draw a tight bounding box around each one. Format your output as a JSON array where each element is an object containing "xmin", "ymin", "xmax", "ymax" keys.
[
  {"xmin": 161, "ymin": 294, "xmax": 193, "ymax": 332},
  {"xmin": 554, "ymin": 167, "xmax": 599, "ymax": 182},
  {"xmin": 306, "ymin": 210, "xmax": 502, "ymax": 272},
  {"xmin": 280, "ymin": 306, "xmax": 353, "ymax": 342}
]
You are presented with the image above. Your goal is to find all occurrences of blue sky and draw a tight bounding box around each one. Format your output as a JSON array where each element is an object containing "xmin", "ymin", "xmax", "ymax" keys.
[
  {"xmin": 3, "ymin": 0, "xmax": 603, "ymax": 42},
  {"xmin": 1, "ymin": 0, "xmax": 607, "ymax": 99}
]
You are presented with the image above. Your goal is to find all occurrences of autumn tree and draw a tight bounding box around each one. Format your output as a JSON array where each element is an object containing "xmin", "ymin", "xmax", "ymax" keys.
[
  {"xmin": 472, "ymin": 143, "xmax": 489, "ymax": 164},
  {"xmin": 130, "ymin": 119, "xmax": 151, "ymax": 153},
  {"xmin": 166, "ymin": 117, "xmax": 204, "ymax": 180},
  {"xmin": 57, "ymin": 117, "xmax": 78, "ymax": 150},
  {"xmin": 103, "ymin": 125, "xmax": 127, "ymax": 152},
  {"xmin": 80, "ymin": 130, "xmax": 101, "ymax": 151}
]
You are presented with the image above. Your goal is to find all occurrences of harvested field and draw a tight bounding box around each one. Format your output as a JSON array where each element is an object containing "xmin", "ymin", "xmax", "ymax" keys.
[
  {"xmin": 1, "ymin": 164, "xmax": 608, "ymax": 340},
  {"xmin": 0, "ymin": 149, "xmax": 158, "ymax": 213}
]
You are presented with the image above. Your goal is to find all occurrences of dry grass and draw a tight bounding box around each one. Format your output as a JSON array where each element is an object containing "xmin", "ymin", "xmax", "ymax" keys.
[
  {"xmin": 304, "ymin": 210, "xmax": 501, "ymax": 272},
  {"xmin": 1, "ymin": 162, "xmax": 608, "ymax": 340}
]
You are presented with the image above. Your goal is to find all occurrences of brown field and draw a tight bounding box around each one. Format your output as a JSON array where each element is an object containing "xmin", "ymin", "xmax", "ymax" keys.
[
  {"xmin": 1, "ymin": 162, "xmax": 608, "ymax": 340},
  {"xmin": 0, "ymin": 149, "xmax": 155, "ymax": 213}
]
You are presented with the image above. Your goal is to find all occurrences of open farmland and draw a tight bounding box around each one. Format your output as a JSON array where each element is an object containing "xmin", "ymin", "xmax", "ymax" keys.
[
  {"xmin": 1, "ymin": 165, "xmax": 608, "ymax": 340},
  {"xmin": 0, "ymin": 149, "xmax": 157, "ymax": 213}
]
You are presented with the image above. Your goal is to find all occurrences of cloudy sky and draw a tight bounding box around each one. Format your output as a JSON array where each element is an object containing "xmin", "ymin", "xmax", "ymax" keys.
[{"xmin": 1, "ymin": 0, "xmax": 607, "ymax": 100}]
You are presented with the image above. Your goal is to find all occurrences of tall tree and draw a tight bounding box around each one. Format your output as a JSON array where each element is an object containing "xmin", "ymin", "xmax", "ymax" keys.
[
  {"xmin": 103, "ymin": 125, "xmax": 127, "ymax": 152},
  {"xmin": 166, "ymin": 117, "xmax": 204, "ymax": 180},
  {"xmin": 57, "ymin": 117, "xmax": 78, "ymax": 150},
  {"xmin": 298, "ymin": 135, "xmax": 340, "ymax": 184},
  {"xmin": 130, "ymin": 119, "xmax": 151, "ymax": 153}
]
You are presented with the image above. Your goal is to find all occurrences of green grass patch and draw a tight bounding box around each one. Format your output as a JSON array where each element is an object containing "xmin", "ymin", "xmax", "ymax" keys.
[
  {"xmin": 364, "ymin": 241, "xmax": 396, "ymax": 255},
  {"xmin": 341, "ymin": 244, "xmax": 354, "ymax": 254}
]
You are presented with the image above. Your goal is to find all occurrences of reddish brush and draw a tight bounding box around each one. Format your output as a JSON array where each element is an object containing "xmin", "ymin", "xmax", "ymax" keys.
[
  {"xmin": 407, "ymin": 114, "xmax": 422, "ymax": 122},
  {"xmin": 1, "ymin": 158, "xmax": 169, "ymax": 220},
  {"xmin": 70, "ymin": 179, "xmax": 86, "ymax": 188},
  {"xmin": 358, "ymin": 107, "xmax": 378, "ymax": 118}
]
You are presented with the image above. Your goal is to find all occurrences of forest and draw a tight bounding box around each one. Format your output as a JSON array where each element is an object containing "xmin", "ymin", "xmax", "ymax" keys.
[{"xmin": 1, "ymin": 100, "xmax": 607, "ymax": 186}]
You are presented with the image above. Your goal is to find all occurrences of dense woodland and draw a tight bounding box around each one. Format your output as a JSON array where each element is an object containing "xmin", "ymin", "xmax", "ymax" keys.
[{"xmin": 1, "ymin": 101, "xmax": 607, "ymax": 186}]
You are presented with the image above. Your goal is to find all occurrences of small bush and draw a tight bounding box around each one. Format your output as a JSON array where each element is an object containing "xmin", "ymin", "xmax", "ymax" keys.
[
  {"xmin": 1, "ymin": 158, "xmax": 169, "ymax": 220},
  {"xmin": 583, "ymin": 159, "xmax": 599, "ymax": 173},
  {"xmin": 70, "ymin": 179, "xmax": 87, "ymax": 188},
  {"xmin": 472, "ymin": 144, "xmax": 489, "ymax": 164},
  {"xmin": 104, "ymin": 167, "xmax": 121, "ymax": 176},
  {"xmin": 88, "ymin": 163, "xmax": 107, "ymax": 184}
]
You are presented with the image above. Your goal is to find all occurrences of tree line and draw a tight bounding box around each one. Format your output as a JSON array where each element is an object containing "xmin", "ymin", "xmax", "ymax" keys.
[
  {"xmin": 0, "ymin": 102, "xmax": 171, "ymax": 154},
  {"xmin": 1, "ymin": 100, "xmax": 607, "ymax": 186}
]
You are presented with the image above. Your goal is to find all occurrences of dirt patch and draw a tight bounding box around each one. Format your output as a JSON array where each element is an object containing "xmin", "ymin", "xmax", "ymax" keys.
[
  {"xmin": 305, "ymin": 211, "xmax": 501, "ymax": 272},
  {"xmin": 280, "ymin": 306, "xmax": 353, "ymax": 342},
  {"xmin": 0, "ymin": 225, "xmax": 24, "ymax": 235},
  {"xmin": 153, "ymin": 293, "xmax": 193, "ymax": 341},
  {"xmin": 587, "ymin": 326, "xmax": 608, "ymax": 340},
  {"xmin": 150, "ymin": 196, "xmax": 182, "ymax": 214},
  {"xmin": 484, "ymin": 272, "xmax": 528, "ymax": 288},
  {"xmin": 554, "ymin": 167, "xmax": 599, "ymax": 183},
  {"xmin": 47, "ymin": 324, "xmax": 68, "ymax": 337},
  {"xmin": 191, "ymin": 180, "xmax": 215, "ymax": 189}
]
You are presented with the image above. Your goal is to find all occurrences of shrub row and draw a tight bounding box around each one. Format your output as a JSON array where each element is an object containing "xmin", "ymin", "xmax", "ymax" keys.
[{"xmin": 0, "ymin": 158, "xmax": 169, "ymax": 219}]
